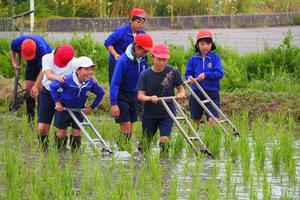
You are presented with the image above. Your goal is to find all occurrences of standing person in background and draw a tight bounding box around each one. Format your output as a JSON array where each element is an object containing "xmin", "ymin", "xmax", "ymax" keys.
[
  {"xmin": 185, "ymin": 30, "xmax": 224, "ymax": 126},
  {"xmin": 34, "ymin": 45, "xmax": 77, "ymax": 149},
  {"xmin": 10, "ymin": 35, "xmax": 52, "ymax": 121},
  {"xmin": 104, "ymin": 8, "xmax": 147, "ymax": 83},
  {"xmin": 137, "ymin": 43, "xmax": 185, "ymax": 152},
  {"xmin": 110, "ymin": 34, "xmax": 153, "ymax": 143}
]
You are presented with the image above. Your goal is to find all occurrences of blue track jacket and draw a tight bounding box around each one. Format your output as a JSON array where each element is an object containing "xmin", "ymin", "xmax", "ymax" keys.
[
  {"xmin": 11, "ymin": 35, "xmax": 52, "ymax": 70},
  {"xmin": 185, "ymin": 52, "xmax": 224, "ymax": 91},
  {"xmin": 50, "ymin": 72, "xmax": 105, "ymax": 109},
  {"xmin": 110, "ymin": 44, "xmax": 148, "ymax": 105},
  {"xmin": 104, "ymin": 24, "xmax": 145, "ymax": 62}
]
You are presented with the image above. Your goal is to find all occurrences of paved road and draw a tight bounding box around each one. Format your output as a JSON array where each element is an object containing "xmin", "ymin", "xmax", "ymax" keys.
[{"xmin": 1, "ymin": 26, "xmax": 299, "ymax": 54}]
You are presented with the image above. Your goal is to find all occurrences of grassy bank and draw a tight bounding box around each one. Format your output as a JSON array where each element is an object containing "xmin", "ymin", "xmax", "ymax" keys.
[{"xmin": 0, "ymin": 32, "xmax": 299, "ymax": 118}]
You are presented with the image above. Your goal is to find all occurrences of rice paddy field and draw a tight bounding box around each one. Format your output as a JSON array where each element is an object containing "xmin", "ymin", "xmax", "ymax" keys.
[{"xmin": 0, "ymin": 111, "xmax": 299, "ymax": 199}]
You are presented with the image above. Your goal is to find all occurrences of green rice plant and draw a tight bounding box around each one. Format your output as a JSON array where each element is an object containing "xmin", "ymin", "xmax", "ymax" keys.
[
  {"xmin": 202, "ymin": 124, "xmax": 222, "ymax": 159},
  {"xmin": 148, "ymin": 154, "xmax": 163, "ymax": 199},
  {"xmin": 239, "ymin": 132, "xmax": 251, "ymax": 184},
  {"xmin": 183, "ymin": 160, "xmax": 189, "ymax": 177},
  {"xmin": 224, "ymin": 134, "xmax": 239, "ymax": 162},
  {"xmin": 205, "ymin": 162, "xmax": 220, "ymax": 200},
  {"xmin": 167, "ymin": 176, "xmax": 178, "ymax": 200},
  {"xmin": 188, "ymin": 157, "xmax": 202, "ymax": 200},
  {"xmin": 169, "ymin": 132, "xmax": 185, "ymax": 158},
  {"xmin": 249, "ymin": 175, "xmax": 258, "ymax": 200},
  {"xmin": 271, "ymin": 142, "xmax": 281, "ymax": 174},
  {"xmin": 225, "ymin": 159, "xmax": 232, "ymax": 200},
  {"xmin": 262, "ymin": 170, "xmax": 272, "ymax": 200},
  {"xmin": 278, "ymin": 126, "xmax": 296, "ymax": 184}
]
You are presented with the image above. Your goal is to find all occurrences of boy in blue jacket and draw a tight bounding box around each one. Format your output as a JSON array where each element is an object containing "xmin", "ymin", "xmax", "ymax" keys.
[
  {"xmin": 50, "ymin": 56, "xmax": 105, "ymax": 150},
  {"xmin": 110, "ymin": 34, "xmax": 153, "ymax": 142},
  {"xmin": 104, "ymin": 8, "xmax": 147, "ymax": 83},
  {"xmin": 185, "ymin": 30, "xmax": 224, "ymax": 126},
  {"xmin": 10, "ymin": 35, "xmax": 52, "ymax": 121}
]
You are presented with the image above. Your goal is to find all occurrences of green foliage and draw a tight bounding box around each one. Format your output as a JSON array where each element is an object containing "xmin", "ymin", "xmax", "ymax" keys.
[
  {"xmin": 0, "ymin": 32, "xmax": 299, "ymax": 94},
  {"xmin": 0, "ymin": 0, "xmax": 299, "ymax": 18}
]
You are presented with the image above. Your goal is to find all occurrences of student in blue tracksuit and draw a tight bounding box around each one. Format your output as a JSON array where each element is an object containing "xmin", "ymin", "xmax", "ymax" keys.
[
  {"xmin": 104, "ymin": 8, "xmax": 147, "ymax": 83},
  {"xmin": 110, "ymin": 34, "xmax": 153, "ymax": 141},
  {"xmin": 10, "ymin": 35, "xmax": 52, "ymax": 121},
  {"xmin": 185, "ymin": 30, "xmax": 224, "ymax": 126},
  {"xmin": 50, "ymin": 56, "xmax": 105, "ymax": 150}
]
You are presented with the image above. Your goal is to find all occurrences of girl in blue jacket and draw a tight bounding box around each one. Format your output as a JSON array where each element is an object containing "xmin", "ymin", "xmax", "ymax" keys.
[
  {"xmin": 50, "ymin": 56, "xmax": 105, "ymax": 150},
  {"xmin": 185, "ymin": 30, "xmax": 224, "ymax": 126}
]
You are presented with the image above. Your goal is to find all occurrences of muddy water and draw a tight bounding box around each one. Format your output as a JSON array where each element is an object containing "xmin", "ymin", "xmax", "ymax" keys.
[{"xmin": 0, "ymin": 116, "xmax": 299, "ymax": 199}]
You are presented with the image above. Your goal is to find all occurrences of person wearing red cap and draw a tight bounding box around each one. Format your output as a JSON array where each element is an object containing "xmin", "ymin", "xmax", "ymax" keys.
[
  {"xmin": 104, "ymin": 8, "xmax": 147, "ymax": 83},
  {"xmin": 137, "ymin": 43, "xmax": 185, "ymax": 152},
  {"xmin": 10, "ymin": 35, "xmax": 52, "ymax": 121},
  {"xmin": 185, "ymin": 30, "xmax": 224, "ymax": 126},
  {"xmin": 110, "ymin": 34, "xmax": 153, "ymax": 146},
  {"xmin": 33, "ymin": 44, "xmax": 78, "ymax": 149}
]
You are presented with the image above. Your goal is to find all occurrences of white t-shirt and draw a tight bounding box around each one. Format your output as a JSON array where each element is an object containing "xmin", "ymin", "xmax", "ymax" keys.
[{"xmin": 42, "ymin": 51, "xmax": 78, "ymax": 90}]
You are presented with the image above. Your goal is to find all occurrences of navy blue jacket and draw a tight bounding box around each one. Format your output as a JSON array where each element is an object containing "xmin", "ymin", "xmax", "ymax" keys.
[
  {"xmin": 185, "ymin": 52, "xmax": 224, "ymax": 91},
  {"xmin": 104, "ymin": 24, "xmax": 145, "ymax": 62},
  {"xmin": 50, "ymin": 72, "xmax": 105, "ymax": 109},
  {"xmin": 11, "ymin": 35, "xmax": 52, "ymax": 70},
  {"xmin": 110, "ymin": 44, "xmax": 148, "ymax": 105}
]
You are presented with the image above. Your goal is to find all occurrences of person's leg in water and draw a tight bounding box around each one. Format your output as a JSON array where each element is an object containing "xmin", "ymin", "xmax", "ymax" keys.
[
  {"xmin": 37, "ymin": 88, "xmax": 55, "ymax": 150},
  {"xmin": 70, "ymin": 129, "xmax": 81, "ymax": 151},
  {"xmin": 55, "ymin": 128, "xmax": 68, "ymax": 150},
  {"xmin": 158, "ymin": 117, "xmax": 173, "ymax": 153},
  {"xmin": 25, "ymin": 80, "xmax": 36, "ymax": 122}
]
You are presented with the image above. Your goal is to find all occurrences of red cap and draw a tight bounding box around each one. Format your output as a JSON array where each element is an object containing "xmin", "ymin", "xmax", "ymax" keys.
[
  {"xmin": 134, "ymin": 34, "xmax": 153, "ymax": 51},
  {"xmin": 54, "ymin": 44, "xmax": 75, "ymax": 68},
  {"xmin": 197, "ymin": 30, "xmax": 213, "ymax": 40},
  {"xmin": 152, "ymin": 43, "xmax": 170, "ymax": 59},
  {"xmin": 131, "ymin": 8, "xmax": 146, "ymax": 18},
  {"xmin": 21, "ymin": 39, "xmax": 36, "ymax": 60}
]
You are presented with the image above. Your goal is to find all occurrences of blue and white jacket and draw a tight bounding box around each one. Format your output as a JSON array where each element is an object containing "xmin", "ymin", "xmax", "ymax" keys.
[
  {"xmin": 50, "ymin": 72, "xmax": 105, "ymax": 109},
  {"xmin": 110, "ymin": 44, "xmax": 148, "ymax": 105},
  {"xmin": 185, "ymin": 52, "xmax": 224, "ymax": 91},
  {"xmin": 104, "ymin": 24, "xmax": 145, "ymax": 62}
]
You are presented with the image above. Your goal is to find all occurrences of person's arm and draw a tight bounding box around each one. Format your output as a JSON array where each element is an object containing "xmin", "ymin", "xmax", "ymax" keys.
[
  {"xmin": 138, "ymin": 91, "xmax": 158, "ymax": 103},
  {"xmin": 30, "ymin": 70, "xmax": 44, "ymax": 97},
  {"xmin": 50, "ymin": 80, "xmax": 65, "ymax": 111},
  {"xmin": 175, "ymin": 85, "xmax": 185, "ymax": 99},
  {"xmin": 10, "ymin": 50, "xmax": 20, "ymax": 70},
  {"xmin": 137, "ymin": 73, "xmax": 158, "ymax": 103},
  {"xmin": 84, "ymin": 83, "xmax": 105, "ymax": 115},
  {"xmin": 107, "ymin": 46, "xmax": 120, "ymax": 60},
  {"xmin": 185, "ymin": 58, "xmax": 195, "ymax": 80},
  {"xmin": 104, "ymin": 27, "xmax": 122, "ymax": 60},
  {"xmin": 44, "ymin": 69, "xmax": 66, "ymax": 82}
]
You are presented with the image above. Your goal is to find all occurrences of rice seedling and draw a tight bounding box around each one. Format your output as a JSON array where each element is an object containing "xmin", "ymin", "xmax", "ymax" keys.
[
  {"xmin": 249, "ymin": 175, "xmax": 258, "ymax": 200},
  {"xmin": 204, "ymin": 162, "xmax": 220, "ymax": 200},
  {"xmin": 167, "ymin": 176, "xmax": 178, "ymax": 200},
  {"xmin": 239, "ymin": 132, "xmax": 251, "ymax": 184},
  {"xmin": 188, "ymin": 157, "xmax": 202, "ymax": 200},
  {"xmin": 271, "ymin": 142, "xmax": 281, "ymax": 174},
  {"xmin": 225, "ymin": 159, "xmax": 232, "ymax": 200},
  {"xmin": 262, "ymin": 170, "xmax": 272, "ymax": 200}
]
